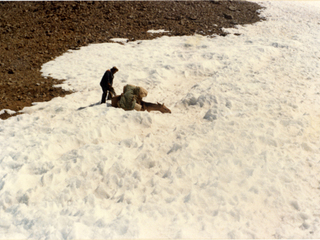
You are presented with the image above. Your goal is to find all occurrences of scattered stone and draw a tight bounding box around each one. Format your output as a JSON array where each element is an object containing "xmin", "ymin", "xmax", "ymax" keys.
[
  {"xmin": 189, "ymin": 16, "xmax": 198, "ymax": 20},
  {"xmin": 224, "ymin": 13, "xmax": 233, "ymax": 20}
]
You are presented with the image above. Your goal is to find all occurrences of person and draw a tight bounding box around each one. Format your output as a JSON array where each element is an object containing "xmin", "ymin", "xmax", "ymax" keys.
[
  {"xmin": 117, "ymin": 84, "xmax": 148, "ymax": 111},
  {"xmin": 100, "ymin": 66, "xmax": 118, "ymax": 104}
]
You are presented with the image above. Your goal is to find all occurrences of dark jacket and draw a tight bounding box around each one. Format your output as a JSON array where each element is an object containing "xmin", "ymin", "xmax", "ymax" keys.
[{"xmin": 100, "ymin": 70, "xmax": 114, "ymax": 89}]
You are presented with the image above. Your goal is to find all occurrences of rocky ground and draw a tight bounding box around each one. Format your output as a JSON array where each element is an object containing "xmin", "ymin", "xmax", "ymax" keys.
[{"xmin": 0, "ymin": 1, "xmax": 264, "ymax": 120}]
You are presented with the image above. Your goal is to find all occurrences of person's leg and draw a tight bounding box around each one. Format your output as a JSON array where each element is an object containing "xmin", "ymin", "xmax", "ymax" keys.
[
  {"xmin": 101, "ymin": 87, "xmax": 107, "ymax": 104},
  {"xmin": 134, "ymin": 103, "xmax": 142, "ymax": 111},
  {"xmin": 107, "ymin": 91, "xmax": 112, "ymax": 100},
  {"xmin": 101, "ymin": 92, "xmax": 107, "ymax": 104}
]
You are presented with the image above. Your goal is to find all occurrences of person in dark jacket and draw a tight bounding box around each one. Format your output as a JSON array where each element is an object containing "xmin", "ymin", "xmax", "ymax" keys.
[{"xmin": 100, "ymin": 66, "xmax": 118, "ymax": 104}]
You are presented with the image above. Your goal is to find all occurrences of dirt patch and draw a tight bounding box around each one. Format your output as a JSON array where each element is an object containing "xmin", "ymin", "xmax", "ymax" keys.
[{"xmin": 0, "ymin": 1, "xmax": 264, "ymax": 120}]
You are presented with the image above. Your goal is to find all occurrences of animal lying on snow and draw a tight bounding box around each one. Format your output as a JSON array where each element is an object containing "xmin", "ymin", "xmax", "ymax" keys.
[{"xmin": 111, "ymin": 84, "xmax": 171, "ymax": 114}]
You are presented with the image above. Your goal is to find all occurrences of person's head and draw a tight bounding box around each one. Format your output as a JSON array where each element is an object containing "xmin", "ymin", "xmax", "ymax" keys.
[{"xmin": 111, "ymin": 66, "xmax": 119, "ymax": 74}]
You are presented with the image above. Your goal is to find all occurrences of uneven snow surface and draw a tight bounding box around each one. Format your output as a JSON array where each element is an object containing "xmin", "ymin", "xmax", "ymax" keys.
[{"xmin": 1, "ymin": 1, "xmax": 320, "ymax": 239}]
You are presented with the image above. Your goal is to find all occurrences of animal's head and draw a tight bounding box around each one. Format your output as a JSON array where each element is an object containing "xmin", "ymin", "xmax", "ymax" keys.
[{"xmin": 157, "ymin": 102, "xmax": 171, "ymax": 114}]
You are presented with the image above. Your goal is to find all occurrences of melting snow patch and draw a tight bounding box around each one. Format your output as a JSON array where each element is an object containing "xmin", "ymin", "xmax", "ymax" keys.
[
  {"xmin": 147, "ymin": 29, "xmax": 170, "ymax": 34},
  {"xmin": 110, "ymin": 38, "xmax": 129, "ymax": 44},
  {"xmin": 0, "ymin": 109, "xmax": 16, "ymax": 115}
]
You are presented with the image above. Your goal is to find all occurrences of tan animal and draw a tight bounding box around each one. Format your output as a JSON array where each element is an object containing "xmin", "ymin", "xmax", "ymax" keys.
[
  {"xmin": 141, "ymin": 101, "xmax": 171, "ymax": 113},
  {"xmin": 111, "ymin": 95, "xmax": 171, "ymax": 114}
]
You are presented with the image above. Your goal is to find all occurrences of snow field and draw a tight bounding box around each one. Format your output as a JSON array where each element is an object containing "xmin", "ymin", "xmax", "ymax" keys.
[{"xmin": 1, "ymin": 1, "xmax": 320, "ymax": 239}]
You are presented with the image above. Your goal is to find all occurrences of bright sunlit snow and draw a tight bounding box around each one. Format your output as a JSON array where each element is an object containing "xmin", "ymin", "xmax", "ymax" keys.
[{"xmin": 1, "ymin": 1, "xmax": 320, "ymax": 239}]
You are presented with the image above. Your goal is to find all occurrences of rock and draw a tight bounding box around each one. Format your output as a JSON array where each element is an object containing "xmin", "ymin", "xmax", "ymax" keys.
[
  {"xmin": 224, "ymin": 13, "xmax": 233, "ymax": 20},
  {"xmin": 189, "ymin": 16, "xmax": 197, "ymax": 20}
]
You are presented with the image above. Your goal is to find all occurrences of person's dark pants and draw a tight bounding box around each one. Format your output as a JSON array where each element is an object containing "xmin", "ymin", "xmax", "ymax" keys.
[{"xmin": 101, "ymin": 85, "xmax": 116, "ymax": 104}]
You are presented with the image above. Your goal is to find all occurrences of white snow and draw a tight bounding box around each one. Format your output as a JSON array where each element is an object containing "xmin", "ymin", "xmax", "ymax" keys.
[
  {"xmin": 0, "ymin": 109, "xmax": 16, "ymax": 115},
  {"xmin": 110, "ymin": 38, "xmax": 129, "ymax": 44},
  {"xmin": 1, "ymin": 1, "xmax": 320, "ymax": 239},
  {"xmin": 147, "ymin": 29, "xmax": 170, "ymax": 34}
]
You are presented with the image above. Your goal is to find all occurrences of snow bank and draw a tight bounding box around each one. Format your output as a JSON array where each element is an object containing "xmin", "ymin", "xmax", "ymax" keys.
[{"xmin": 1, "ymin": 1, "xmax": 320, "ymax": 239}]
